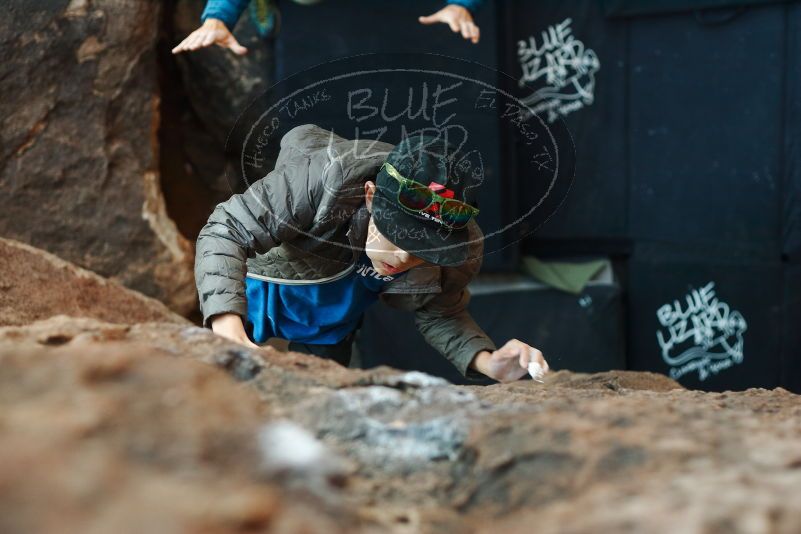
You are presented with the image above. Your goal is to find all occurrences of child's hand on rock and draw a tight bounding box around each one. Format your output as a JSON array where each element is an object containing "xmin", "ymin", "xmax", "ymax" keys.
[
  {"xmin": 471, "ymin": 339, "xmax": 549, "ymax": 383},
  {"xmin": 210, "ymin": 313, "xmax": 260, "ymax": 349}
]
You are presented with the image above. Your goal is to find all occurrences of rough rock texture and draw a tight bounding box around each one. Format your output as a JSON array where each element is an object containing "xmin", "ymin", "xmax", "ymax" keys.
[
  {"xmin": 0, "ymin": 0, "xmax": 195, "ymax": 314},
  {"xmin": 0, "ymin": 324, "xmax": 358, "ymax": 533},
  {"xmin": 2, "ymin": 315, "xmax": 800, "ymax": 533},
  {"xmin": 0, "ymin": 238, "xmax": 187, "ymax": 327}
]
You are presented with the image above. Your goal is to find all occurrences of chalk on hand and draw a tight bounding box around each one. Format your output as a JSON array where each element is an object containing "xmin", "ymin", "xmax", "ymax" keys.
[{"xmin": 528, "ymin": 358, "xmax": 545, "ymax": 383}]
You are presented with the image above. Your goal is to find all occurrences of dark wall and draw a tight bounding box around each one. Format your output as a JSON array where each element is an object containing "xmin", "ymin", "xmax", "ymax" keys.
[
  {"xmin": 357, "ymin": 1, "xmax": 799, "ymax": 391},
  {"xmin": 505, "ymin": 0, "xmax": 800, "ymax": 391},
  {"xmin": 165, "ymin": 1, "xmax": 799, "ymax": 390}
]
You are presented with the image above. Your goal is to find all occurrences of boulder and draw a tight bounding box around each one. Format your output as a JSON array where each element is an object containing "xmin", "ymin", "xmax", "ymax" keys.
[
  {"xmin": 1, "ymin": 315, "xmax": 800, "ymax": 533},
  {"xmin": 0, "ymin": 0, "xmax": 195, "ymax": 314},
  {"xmin": 169, "ymin": 0, "xmax": 274, "ymax": 201},
  {"xmin": 0, "ymin": 321, "xmax": 357, "ymax": 533},
  {"xmin": 156, "ymin": 0, "xmax": 276, "ymax": 244},
  {"xmin": 0, "ymin": 238, "xmax": 187, "ymax": 327}
]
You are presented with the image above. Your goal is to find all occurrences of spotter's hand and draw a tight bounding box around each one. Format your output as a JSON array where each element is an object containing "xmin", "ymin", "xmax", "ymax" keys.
[
  {"xmin": 470, "ymin": 339, "xmax": 549, "ymax": 383},
  {"xmin": 172, "ymin": 18, "xmax": 248, "ymax": 55},
  {"xmin": 418, "ymin": 5, "xmax": 480, "ymax": 44}
]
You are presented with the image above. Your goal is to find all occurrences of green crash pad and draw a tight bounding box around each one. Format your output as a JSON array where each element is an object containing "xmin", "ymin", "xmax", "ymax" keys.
[{"xmin": 522, "ymin": 256, "xmax": 609, "ymax": 295}]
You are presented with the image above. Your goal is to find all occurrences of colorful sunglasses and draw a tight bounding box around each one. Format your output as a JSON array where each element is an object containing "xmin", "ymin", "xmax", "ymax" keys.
[{"xmin": 381, "ymin": 162, "xmax": 480, "ymax": 229}]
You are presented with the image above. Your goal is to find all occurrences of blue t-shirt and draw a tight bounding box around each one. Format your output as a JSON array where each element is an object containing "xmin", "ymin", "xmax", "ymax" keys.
[{"xmin": 245, "ymin": 252, "xmax": 405, "ymax": 344}]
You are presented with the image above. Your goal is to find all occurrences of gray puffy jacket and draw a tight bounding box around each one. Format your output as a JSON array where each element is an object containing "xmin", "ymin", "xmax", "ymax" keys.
[{"xmin": 195, "ymin": 124, "xmax": 496, "ymax": 376}]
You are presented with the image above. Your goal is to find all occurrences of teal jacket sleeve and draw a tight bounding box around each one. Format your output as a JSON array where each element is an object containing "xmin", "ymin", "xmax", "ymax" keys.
[
  {"xmin": 447, "ymin": 0, "xmax": 484, "ymax": 14},
  {"xmin": 201, "ymin": 0, "xmax": 251, "ymax": 30},
  {"xmin": 201, "ymin": 0, "xmax": 484, "ymax": 32}
]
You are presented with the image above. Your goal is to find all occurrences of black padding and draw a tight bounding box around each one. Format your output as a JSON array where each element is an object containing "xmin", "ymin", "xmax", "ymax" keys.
[
  {"xmin": 628, "ymin": 6, "xmax": 784, "ymax": 260},
  {"xmin": 627, "ymin": 245, "xmax": 783, "ymax": 391}
]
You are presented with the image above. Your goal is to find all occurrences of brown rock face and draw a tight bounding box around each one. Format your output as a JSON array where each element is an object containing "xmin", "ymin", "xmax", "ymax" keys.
[
  {"xmin": 0, "ymin": 238, "xmax": 187, "ymax": 327},
  {"xmin": 2, "ymin": 315, "xmax": 800, "ymax": 533},
  {"xmin": 0, "ymin": 326, "xmax": 357, "ymax": 534},
  {"xmin": 0, "ymin": 0, "xmax": 195, "ymax": 314}
]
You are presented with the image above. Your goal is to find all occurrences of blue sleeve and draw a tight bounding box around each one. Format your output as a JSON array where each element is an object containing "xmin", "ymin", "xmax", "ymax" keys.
[
  {"xmin": 201, "ymin": 0, "xmax": 251, "ymax": 30},
  {"xmin": 447, "ymin": 0, "xmax": 484, "ymax": 14}
]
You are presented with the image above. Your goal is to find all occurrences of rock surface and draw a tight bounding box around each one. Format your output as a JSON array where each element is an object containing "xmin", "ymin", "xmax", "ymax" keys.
[
  {"xmin": 0, "ymin": 0, "xmax": 195, "ymax": 314},
  {"xmin": 0, "ymin": 322, "xmax": 357, "ymax": 534},
  {"xmin": 0, "ymin": 238, "xmax": 187, "ymax": 327},
  {"xmin": 170, "ymin": 0, "xmax": 274, "ymax": 199},
  {"xmin": 2, "ymin": 315, "xmax": 800, "ymax": 533},
  {"xmin": 155, "ymin": 0, "xmax": 276, "ymax": 243}
]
